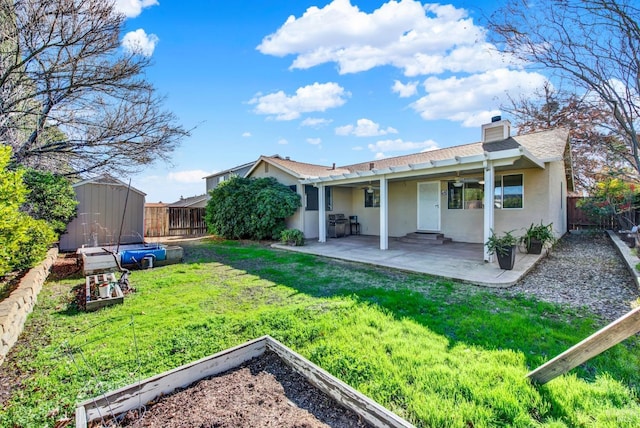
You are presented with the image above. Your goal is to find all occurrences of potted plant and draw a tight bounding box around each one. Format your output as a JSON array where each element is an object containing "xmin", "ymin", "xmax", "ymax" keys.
[
  {"xmin": 485, "ymin": 229, "xmax": 518, "ymax": 270},
  {"xmin": 520, "ymin": 221, "xmax": 556, "ymax": 254}
]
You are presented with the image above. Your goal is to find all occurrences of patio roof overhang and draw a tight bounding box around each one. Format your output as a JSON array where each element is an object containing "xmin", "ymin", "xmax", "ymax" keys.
[{"xmin": 300, "ymin": 146, "xmax": 544, "ymax": 186}]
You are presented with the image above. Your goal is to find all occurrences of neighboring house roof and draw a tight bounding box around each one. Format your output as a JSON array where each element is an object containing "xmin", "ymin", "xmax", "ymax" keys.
[
  {"xmin": 203, "ymin": 161, "xmax": 256, "ymax": 179},
  {"xmin": 168, "ymin": 194, "xmax": 210, "ymax": 207},
  {"xmin": 249, "ymin": 155, "xmax": 352, "ymax": 179},
  {"xmin": 72, "ymin": 174, "xmax": 146, "ymax": 196},
  {"xmin": 145, "ymin": 202, "xmax": 168, "ymax": 208}
]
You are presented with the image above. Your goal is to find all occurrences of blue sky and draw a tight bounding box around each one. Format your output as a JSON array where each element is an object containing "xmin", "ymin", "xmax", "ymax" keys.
[{"xmin": 114, "ymin": 0, "xmax": 547, "ymax": 203}]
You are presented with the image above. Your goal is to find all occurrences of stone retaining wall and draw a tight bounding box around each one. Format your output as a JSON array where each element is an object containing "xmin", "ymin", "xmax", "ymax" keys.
[
  {"xmin": 0, "ymin": 247, "xmax": 58, "ymax": 366},
  {"xmin": 606, "ymin": 230, "xmax": 640, "ymax": 290}
]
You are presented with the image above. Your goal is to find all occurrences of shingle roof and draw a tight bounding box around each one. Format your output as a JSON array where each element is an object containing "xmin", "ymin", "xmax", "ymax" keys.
[
  {"xmin": 343, "ymin": 128, "xmax": 569, "ymax": 173},
  {"xmin": 168, "ymin": 194, "xmax": 210, "ymax": 207},
  {"xmin": 265, "ymin": 156, "xmax": 352, "ymax": 178},
  {"xmin": 254, "ymin": 127, "xmax": 570, "ymax": 179},
  {"xmin": 512, "ymin": 128, "xmax": 570, "ymax": 161}
]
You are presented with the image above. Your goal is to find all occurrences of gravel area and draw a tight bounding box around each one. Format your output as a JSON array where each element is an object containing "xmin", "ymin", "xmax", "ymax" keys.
[{"xmin": 498, "ymin": 231, "xmax": 640, "ymax": 323}]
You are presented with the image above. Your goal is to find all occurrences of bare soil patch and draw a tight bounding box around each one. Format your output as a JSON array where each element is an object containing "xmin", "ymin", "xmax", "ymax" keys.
[{"xmin": 101, "ymin": 350, "xmax": 371, "ymax": 428}]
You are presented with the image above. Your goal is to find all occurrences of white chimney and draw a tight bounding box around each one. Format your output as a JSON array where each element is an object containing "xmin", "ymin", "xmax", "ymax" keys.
[{"xmin": 481, "ymin": 116, "xmax": 511, "ymax": 143}]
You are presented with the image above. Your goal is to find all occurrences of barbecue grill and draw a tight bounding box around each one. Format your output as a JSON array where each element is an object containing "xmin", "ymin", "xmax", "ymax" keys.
[{"xmin": 328, "ymin": 214, "xmax": 348, "ymax": 238}]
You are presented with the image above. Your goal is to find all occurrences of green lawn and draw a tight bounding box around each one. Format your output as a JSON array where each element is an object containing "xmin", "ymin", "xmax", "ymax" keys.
[{"xmin": 1, "ymin": 239, "xmax": 639, "ymax": 427}]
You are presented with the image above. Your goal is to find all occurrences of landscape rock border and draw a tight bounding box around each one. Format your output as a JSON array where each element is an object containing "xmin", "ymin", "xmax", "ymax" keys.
[
  {"xmin": 0, "ymin": 247, "xmax": 58, "ymax": 366},
  {"xmin": 606, "ymin": 230, "xmax": 640, "ymax": 289}
]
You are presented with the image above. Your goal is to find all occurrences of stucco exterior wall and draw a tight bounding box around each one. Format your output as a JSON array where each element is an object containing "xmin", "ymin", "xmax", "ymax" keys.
[
  {"xmin": 546, "ymin": 160, "xmax": 568, "ymax": 237},
  {"xmin": 348, "ymin": 187, "xmax": 380, "ymax": 236},
  {"xmin": 337, "ymin": 163, "xmax": 567, "ymax": 244},
  {"xmin": 247, "ymin": 157, "xmax": 569, "ymax": 244},
  {"xmin": 441, "ymin": 198, "xmax": 485, "ymax": 242},
  {"xmin": 388, "ymin": 180, "xmax": 418, "ymax": 237}
]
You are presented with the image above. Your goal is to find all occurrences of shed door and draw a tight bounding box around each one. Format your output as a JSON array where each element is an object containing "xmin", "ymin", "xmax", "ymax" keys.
[{"xmin": 417, "ymin": 182, "xmax": 440, "ymax": 231}]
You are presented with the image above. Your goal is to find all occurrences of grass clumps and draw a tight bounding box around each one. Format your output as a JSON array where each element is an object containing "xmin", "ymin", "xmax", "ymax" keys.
[{"xmin": 1, "ymin": 239, "xmax": 639, "ymax": 427}]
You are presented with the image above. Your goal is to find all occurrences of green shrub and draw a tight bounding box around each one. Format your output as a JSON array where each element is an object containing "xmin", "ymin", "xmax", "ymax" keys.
[
  {"xmin": 21, "ymin": 169, "xmax": 77, "ymax": 235},
  {"xmin": 205, "ymin": 176, "xmax": 301, "ymax": 240},
  {"xmin": 10, "ymin": 215, "xmax": 56, "ymax": 271},
  {"xmin": 0, "ymin": 146, "xmax": 56, "ymax": 276},
  {"xmin": 280, "ymin": 228, "xmax": 304, "ymax": 246}
]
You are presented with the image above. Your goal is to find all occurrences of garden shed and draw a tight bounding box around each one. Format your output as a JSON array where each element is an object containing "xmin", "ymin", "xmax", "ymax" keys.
[{"xmin": 59, "ymin": 175, "xmax": 146, "ymax": 252}]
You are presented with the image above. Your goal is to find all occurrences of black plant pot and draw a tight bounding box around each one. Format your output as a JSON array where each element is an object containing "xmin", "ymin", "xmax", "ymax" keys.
[
  {"xmin": 527, "ymin": 239, "xmax": 543, "ymax": 254},
  {"xmin": 497, "ymin": 245, "xmax": 516, "ymax": 270}
]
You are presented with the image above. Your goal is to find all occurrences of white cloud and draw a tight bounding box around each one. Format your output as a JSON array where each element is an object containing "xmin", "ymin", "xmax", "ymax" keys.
[
  {"xmin": 392, "ymin": 80, "xmax": 419, "ymax": 97},
  {"xmin": 113, "ymin": 0, "xmax": 158, "ymax": 18},
  {"xmin": 122, "ymin": 29, "xmax": 159, "ymax": 56},
  {"xmin": 242, "ymin": 132, "xmax": 252, "ymax": 137},
  {"xmin": 368, "ymin": 139, "xmax": 439, "ymax": 158},
  {"xmin": 411, "ymin": 68, "xmax": 548, "ymax": 127},
  {"xmin": 249, "ymin": 82, "xmax": 349, "ymax": 120},
  {"xmin": 133, "ymin": 172, "xmax": 207, "ymax": 203},
  {"xmin": 278, "ymin": 138, "xmax": 289, "ymax": 145},
  {"xmin": 335, "ymin": 118, "xmax": 398, "ymax": 137},
  {"xmin": 257, "ymin": 1, "xmax": 512, "ymax": 76},
  {"xmin": 307, "ymin": 137, "xmax": 322, "ymax": 145},
  {"xmin": 301, "ymin": 117, "xmax": 333, "ymax": 127},
  {"xmin": 168, "ymin": 169, "xmax": 211, "ymax": 184}
]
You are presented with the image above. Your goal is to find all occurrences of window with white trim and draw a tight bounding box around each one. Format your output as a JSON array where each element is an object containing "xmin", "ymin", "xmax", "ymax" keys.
[
  {"xmin": 305, "ymin": 185, "xmax": 332, "ymax": 211},
  {"xmin": 494, "ymin": 174, "xmax": 523, "ymax": 209},
  {"xmin": 447, "ymin": 182, "xmax": 484, "ymax": 209},
  {"xmin": 364, "ymin": 188, "xmax": 380, "ymax": 207}
]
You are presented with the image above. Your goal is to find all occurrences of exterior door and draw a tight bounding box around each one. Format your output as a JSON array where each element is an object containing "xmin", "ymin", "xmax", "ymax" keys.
[{"xmin": 417, "ymin": 182, "xmax": 440, "ymax": 231}]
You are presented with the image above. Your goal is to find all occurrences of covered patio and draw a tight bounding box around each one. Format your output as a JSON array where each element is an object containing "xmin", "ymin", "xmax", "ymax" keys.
[{"xmin": 272, "ymin": 235, "xmax": 544, "ymax": 287}]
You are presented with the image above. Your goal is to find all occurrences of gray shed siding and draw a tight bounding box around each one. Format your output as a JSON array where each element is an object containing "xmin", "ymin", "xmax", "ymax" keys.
[{"xmin": 59, "ymin": 180, "xmax": 145, "ymax": 251}]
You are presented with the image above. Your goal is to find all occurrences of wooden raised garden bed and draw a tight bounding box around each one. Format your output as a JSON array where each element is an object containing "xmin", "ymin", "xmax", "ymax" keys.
[{"xmin": 75, "ymin": 335, "xmax": 413, "ymax": 427}]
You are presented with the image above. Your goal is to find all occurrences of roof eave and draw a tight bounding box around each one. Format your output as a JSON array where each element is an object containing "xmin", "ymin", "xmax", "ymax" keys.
[{"xmin": 301, "ymin": 148, "xmax": 544, "ymax": 185}]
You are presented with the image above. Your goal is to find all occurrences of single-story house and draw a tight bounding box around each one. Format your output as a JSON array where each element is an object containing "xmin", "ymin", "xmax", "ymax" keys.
[
  {"xmin": 60, "ymin": 175, "xmax": 146, "ymax": 251},
  {"xmin": 168, "ymin": 194, "xmax": 210, "ymax": 208},
  {"xmin": 204, "ymin": 161, "xmax": 256, "ymax": 194},
  {"xmin": 245, "ymin": 118, "xmax": 574, "ymax": 261}
]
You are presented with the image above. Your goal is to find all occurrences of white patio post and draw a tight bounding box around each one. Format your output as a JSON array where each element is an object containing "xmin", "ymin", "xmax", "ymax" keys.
[
  {"xmin": 380, "ymin": 176, "xmax": 388, "ymax": 250},
  {"xmin": 318, "ymin": 184, "xmax": 326, "ymax": 242},
  {"xmin": 483, "ymin": 161, "xmax": 495, "ymax": 262}
]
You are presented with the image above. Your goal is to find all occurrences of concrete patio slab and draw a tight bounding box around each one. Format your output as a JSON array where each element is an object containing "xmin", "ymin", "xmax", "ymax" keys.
[{"xmin": 272, "ymin": 235, "xmax": 544, "ymax": 287}]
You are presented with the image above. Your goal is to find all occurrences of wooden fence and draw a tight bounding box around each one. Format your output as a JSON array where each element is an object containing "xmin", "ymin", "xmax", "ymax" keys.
[
  {"xmin": 567, "ymin": 196, "xmax": 619, "ymax": 230},
  {"xmin": 145, "ymin": 205, "xmax": 169, "ymax": 237},
  {"xmin": 145, "ymin": 206, "xmax": 207, "ymax": 237},
  {"xmin": 168, "ymin": 207, "xmax": 207, "ymax": 236}
]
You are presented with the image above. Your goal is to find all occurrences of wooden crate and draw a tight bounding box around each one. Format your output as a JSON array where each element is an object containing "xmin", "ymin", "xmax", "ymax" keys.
[
  {"xmin": 75, "ymin": 335, "xmax": 413, "ymax": 428},
  {"xmin": 84, "ymin": 273, "xmax": 124, "ymax": 311},
  {"xmin": 80, "ymin": 250, "xmax": 120, "ymax": 275}
]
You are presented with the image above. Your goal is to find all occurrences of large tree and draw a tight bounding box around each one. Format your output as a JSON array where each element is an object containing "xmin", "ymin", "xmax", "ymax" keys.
[
  {"xmin": 504, "ymin": 83, "xmax": 633, "ymax": 190},
  {"xmin": 489, "ymin": 0, "xmax": 640, "ymax": 175},
  {"xmin": 0, "ymin": 0, "xmax": 188, "ymax": 176}
]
